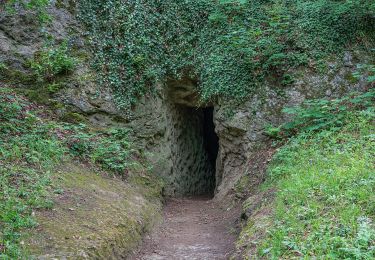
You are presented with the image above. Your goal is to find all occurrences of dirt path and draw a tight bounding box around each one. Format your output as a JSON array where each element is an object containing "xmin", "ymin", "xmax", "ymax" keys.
[{"xmin": 130, "ymin": 197, "xmax": 239, "ymax": 260}]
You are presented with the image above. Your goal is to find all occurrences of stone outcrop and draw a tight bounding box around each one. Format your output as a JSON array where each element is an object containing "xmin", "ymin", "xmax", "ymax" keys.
[
  {"xmin": 0, "ymin": 3, "xmax": 78, "ymax": 72},
  {"xmin": 213, "ymin": 53, "xmax": 370, "ymax": 199}
]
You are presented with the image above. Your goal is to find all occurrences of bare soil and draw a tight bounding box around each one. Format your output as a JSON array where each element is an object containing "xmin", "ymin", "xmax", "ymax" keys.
[{"xmin": 130, "ymin": 197, "xmax": 240, "ymax": 260}]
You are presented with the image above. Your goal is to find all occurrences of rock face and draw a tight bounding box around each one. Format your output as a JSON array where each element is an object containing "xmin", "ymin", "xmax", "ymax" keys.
[
  {"xmin": 1, "ymin": 2, "xmax": 371, "ymax": 200},
  {"xmin": 125, "ymin": 53, "xmax": 370, "ymax": 199},
  {"xmin": 0, "ymin": 3, "xmax": 77, "ymax": 71},
  {"xmin": 213, "ymin": 56, "xmax": 370, "ymax": 199}
]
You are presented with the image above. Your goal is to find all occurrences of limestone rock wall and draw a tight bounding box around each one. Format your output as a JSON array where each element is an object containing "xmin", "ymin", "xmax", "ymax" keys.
[
  {"xmin": 0, "ymin": 3, "xmax": 77, "ymax": 71},
  {"xmin": 213, "ymin": 52, "xmax": 371, "ymax": 200}
]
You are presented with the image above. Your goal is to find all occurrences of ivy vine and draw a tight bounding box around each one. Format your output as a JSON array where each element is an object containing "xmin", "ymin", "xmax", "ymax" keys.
[{"xmin": 77, "ymin": 0, "xmax": 375, "ymax": 109}]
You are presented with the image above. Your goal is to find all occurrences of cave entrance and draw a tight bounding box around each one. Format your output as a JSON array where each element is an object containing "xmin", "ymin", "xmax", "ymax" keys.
[
  {"xmin": 167, "ymin": 103, "xmax": 219, "ymax": 197},
  {"xmin": 203, "ymin": 107, "xmax": 219, "ymax": 178}
]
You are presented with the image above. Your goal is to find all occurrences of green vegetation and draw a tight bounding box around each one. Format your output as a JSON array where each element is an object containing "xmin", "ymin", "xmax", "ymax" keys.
[
  {"xmin": 11, "ymin": 41, "xmax": 78, "ymax": 106},
  {"xmin": 354, "ymin": 63, "xmax": 375, "ymax": 83},
  {"xmin": 1, "ymin": 1, "xmax": 374, "ymax": 258},
  {"xmin": 0, "ymin": 88, "xmax": 147, "ymax": 258},
  {"xmin": 258, "ymin": 90, "xmax": 375, "ymax": 259},
  {"xmin": 1, "ymin": 41, "xmax": 77, "ymax": 103},
  {"xmin": 2, "ymin": 0, "xmax": 52, "ymax": 23},
  {"xmin": 29, "ymin": 41, "xmax": 76, "ymax": 83},
  {"xmin": 79, "ymin": 0, "xmax": 375, "ymax": 109},
  {"xmin": 63, "ymin": 125, "xmax": 141, "ymax": 175},
  {"xmin": 0, "ymin": 88, "xmax": 65, "ymax": 258},
  {"xmin": 265, "ymin": 89, "xmax": 375, "ymax": 139}
]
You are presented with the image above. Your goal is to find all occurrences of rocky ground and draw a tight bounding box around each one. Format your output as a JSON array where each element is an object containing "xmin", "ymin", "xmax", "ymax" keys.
[{"xmin": 130, "ymin": 197, "xmax": 240, "ymax": 260}]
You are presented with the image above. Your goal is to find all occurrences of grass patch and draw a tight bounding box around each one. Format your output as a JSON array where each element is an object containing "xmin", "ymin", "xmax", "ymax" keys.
[
  {"xmin": 259, "ymin": 92, "xmax": 375, "ymax": 259},
  {"xmin": 0, "ymin": 89, "xmax": 65, "ymax": 258}
]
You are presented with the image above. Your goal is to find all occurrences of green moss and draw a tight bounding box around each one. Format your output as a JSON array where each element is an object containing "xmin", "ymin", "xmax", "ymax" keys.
[
  {"xmin": 23, "ymin": 88, "xmax": 51, "ymax": 105},
  {"xmin": 55, "ymin": 0, "xmax": 77, "ymax": 14},
  {"xmin": 237, "ymin": 220, "xmax": 256, "ymax": 245},
  {"xmin": 235, "ymin": 202, "xmax": 273, "ymax": 260},
  {"xmin": 129, "ymin": 174, "xmax": 164, "ymax": 200},
  {"xmin": 60, "ymin": 112, "xmax": 87, "ymax": 124},
  {"xmin": 23, "ymin": 164, "xmax": 162, "ymax": 259},
  {"xmin": 345, "ymin": 71, "xmax": 360, "ymax": 84},
  {"xmin": 0, "ymin": 67, "xmax": 34, "ymax": 84},
  {"xmin": 234, "ymin": 174, "xmax": 251, "ymax": 198}
]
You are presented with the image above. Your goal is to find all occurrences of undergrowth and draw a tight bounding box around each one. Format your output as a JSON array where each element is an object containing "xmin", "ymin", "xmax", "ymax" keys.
[
  {"xmin": 265, "ymin": 88, "xmax": 375, "ymax": 139},
  {"xmin": 1, "ymin": 0, "xmax": 51, "ymax": 24},
  {"xmin": 0, "ymin": 88, "xmax": 143, "ymax": 258},
  {"xmin": 29, "ymin": 40, "xmax": 76, "ymax": 83},
  {"xmin": 259, "ymin": 89, "xmax": 375, "ymax": 259}
]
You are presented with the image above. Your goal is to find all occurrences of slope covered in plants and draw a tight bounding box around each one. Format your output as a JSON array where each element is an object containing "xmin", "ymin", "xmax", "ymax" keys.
[
  {"xmin": 237, "ymin": 89, "xmax": 375, "ymax": 259},
  {"xmin": 79, "ymin": 0, "xmax": 375, "ymax": 108},
  {"xmin": 0, "ymin": 88, "xmax": 163, "ymax": 258}
]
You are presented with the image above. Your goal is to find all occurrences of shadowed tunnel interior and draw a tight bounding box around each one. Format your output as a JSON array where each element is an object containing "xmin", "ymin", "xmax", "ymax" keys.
[
  {"xmin": 167, "ymin": 104, "xmax": 219, "ymax": 197},
  {"xmin": 203, "ymin": 107, "xmax": 219, "ymax": 179}
]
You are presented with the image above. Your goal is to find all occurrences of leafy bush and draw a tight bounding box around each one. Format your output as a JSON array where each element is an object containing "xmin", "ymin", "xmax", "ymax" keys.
[
  {"xmin": 29, "ymin": 41, "xmax": 76, "ymax": 83},
  {"xmin": 78, "ymin": 0, "xmax": 375, "ymax": 109}
]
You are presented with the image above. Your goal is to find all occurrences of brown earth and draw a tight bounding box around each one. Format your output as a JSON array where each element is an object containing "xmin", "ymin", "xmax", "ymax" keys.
[{"xmin": 130, "ymin": 197, "xmax": 240, "ymax": 260}]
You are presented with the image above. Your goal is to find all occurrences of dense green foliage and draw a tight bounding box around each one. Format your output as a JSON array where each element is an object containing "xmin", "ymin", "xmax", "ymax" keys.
[
  {"xmin": 265, "ymin": 89, "xmax": 375, "ymax": 138},
  {"xmin": 0, "ymin": 88, "xmax": 141, "ymax": 258},
  {"xmin": 79, "ymin": 0, "xmax": 375, "ymax": 109},
  {"xmin": 260, "ymin": 91, "xmax": 375, "ymax": 259},
  {"xmin": 63, "ymin": 125, "xmax": 140, "ymax": 174},
  {"xmin": 2, "ymin": 0, "xmax": 51, "ymax": 23}
]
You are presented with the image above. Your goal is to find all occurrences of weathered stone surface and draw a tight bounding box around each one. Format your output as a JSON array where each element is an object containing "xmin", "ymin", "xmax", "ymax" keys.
[
  {"xmin": 0, "ymin": 4, "xmax": 77, "ymax": 71},
  {"xmin": 213, "ymin": 52, "xmax": 369, "ymax": 200},
  {"xmin": 165, "ymin": 103, "xmax": 215, "ymax": 196}
]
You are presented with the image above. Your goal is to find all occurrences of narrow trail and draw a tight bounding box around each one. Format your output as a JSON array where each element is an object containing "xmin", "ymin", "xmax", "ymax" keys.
[{"xmin": 130, "ymin": 197, "xmax": 239, "ymax": 260}]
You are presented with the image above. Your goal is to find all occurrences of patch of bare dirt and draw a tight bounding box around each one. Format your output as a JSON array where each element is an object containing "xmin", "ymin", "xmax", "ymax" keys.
[{"xmin": 130, "ymin": 197, "xmax": 240, "ymax": 260}]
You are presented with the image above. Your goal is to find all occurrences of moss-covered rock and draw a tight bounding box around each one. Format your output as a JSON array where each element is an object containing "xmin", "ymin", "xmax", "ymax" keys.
[
  {"xmin": 22, "ymin": 163, "xmax": 162, "ymax": 259},
  {"xmin": 60, "ymin": 111, "xmax": 87, "ymax": 124}
]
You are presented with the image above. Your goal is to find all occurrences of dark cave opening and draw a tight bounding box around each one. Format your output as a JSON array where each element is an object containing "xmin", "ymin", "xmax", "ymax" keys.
[
  {"xmin": 167, "ymin": 104, "xmax": 219, "ymax": 197},
  {"xmin": 203, "ymin": 107, "xmax": 219, "ymax": 188}
]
